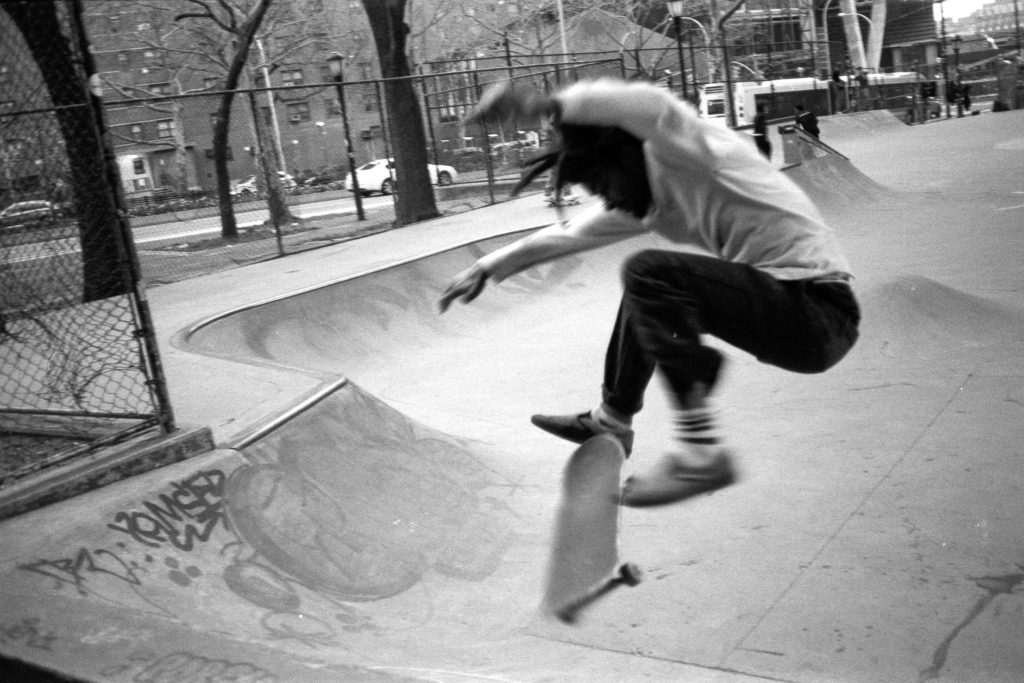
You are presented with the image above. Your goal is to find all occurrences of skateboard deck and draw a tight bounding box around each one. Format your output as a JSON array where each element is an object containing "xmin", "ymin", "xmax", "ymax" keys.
[
  {"xmin": 546, "ymin": 196, "xmax": 579, "ymax": 207},
  {"xmin": 543, "ymin": 434, "xmax": 641, "ymax": 623}
]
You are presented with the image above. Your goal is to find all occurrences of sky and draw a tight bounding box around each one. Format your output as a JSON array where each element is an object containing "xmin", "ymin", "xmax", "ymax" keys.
[{"xmin": 937, "ymin": 0, "xmax": 994, "ymax": 20}]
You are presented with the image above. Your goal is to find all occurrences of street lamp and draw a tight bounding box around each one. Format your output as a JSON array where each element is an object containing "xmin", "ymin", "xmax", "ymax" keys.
[
  {"xmin": 674, "ymin": 15, "xmax": 710, "ymax": 86},
  {"xmin": 838, "ymin": 12, "xmax": 874, "ymax": 30},
  {"xmin": 326, "ymin": 51, "xmax": 364, "ymax": 221},
  {"xmin": 666, "ymin": 1, "xmax": 690, "ymax": 102}
]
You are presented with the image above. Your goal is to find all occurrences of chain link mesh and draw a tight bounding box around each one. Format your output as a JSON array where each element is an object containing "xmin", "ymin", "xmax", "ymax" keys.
[{"xmin": 1, "ymin": 0, "xmax": 169, "ymax": 484}]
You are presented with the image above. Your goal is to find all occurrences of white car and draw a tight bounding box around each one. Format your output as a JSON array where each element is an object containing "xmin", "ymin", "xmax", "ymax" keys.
[
  {"xmin": 0, "ymin": 200, "xmax": 61, "ymax": 229},
  {"xmin": 344, "ymin": 158, "xmax": 456, "ymax": 196}
]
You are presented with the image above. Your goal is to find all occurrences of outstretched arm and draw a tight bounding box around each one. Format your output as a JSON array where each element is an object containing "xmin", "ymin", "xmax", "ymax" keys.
[
  {"xmin": 437, "ymin": 205, "xmax": 644, "ymax": 313},
  {"xmin": 438, "ymin": 263, "xmax": 488, "ymax": 313}
]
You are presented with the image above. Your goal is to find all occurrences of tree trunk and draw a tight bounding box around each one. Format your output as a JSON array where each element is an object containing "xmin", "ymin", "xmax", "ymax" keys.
[
  {"xmin": 4, "ymin": 0, "xmax": 126, "ymax": 302},
  {"xmin": 362, "ymin": 0, "xmax": 440, "ymax": 226},
  {"xmin": 839, "ymin": 0, "xmax": 867, "ymax": 70},
  {"xmin": 209, "ymin": 0, "xmax": 276, "ymax": 240}
]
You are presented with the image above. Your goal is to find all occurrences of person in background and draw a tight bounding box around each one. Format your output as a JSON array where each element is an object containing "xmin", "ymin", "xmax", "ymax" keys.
[
  {"xmin": 753, "ymin": 103, "xmax": 772, "ymax": 160},
  {"xmin": 794, "ymin": 104, "xmax": 820, "ymax": 139}
]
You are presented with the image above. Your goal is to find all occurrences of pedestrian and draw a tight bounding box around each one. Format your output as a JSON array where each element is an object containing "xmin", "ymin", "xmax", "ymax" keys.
[
  {"xmin": 794, "ymin": 104, "xmax": 820, "ymax": 139},
  {"xmin": 439, "ymin": 79, "xmax": 859, "ymax": 507},
  {"xmin": 753, "ymin": 103, "xmax": 772, "ymax": 160}
]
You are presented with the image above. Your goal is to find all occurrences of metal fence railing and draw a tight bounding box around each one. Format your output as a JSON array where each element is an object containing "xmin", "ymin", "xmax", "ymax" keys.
[
  {"xmin": 1, "ymin": 0, "xmax": 173, "ymax": 484},
  {"xmin": 99, "ymin": 55, "xmax": 627, "ymax": 286}
]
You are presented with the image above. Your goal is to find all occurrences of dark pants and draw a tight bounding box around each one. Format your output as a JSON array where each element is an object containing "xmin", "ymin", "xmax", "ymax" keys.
[
  {"xmin": 602, "ymin": 250, "xmax": 860, "ymax": 415},
  {"xmin": 755, "ymin": 136, "xmax": 772, "ymax": 160}
]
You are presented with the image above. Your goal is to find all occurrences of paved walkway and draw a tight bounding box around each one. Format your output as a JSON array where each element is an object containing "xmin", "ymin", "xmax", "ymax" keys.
[{"xmin": 1, "ymin": 110, "xmax": 1022, "ymax": 682}]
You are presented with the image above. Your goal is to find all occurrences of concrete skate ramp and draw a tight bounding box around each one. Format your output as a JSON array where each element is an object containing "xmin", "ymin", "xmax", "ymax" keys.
[
  {"xmin": 172, "ymin": 225, "xmax": 1023, "ymax": 679},
  {"xmin": 785, "ymin": 154, "xmax": 893, "ymax": 210},
  {"xmin": 4, "ymin": 111, "xmax": 1024, "ymax": 681}
]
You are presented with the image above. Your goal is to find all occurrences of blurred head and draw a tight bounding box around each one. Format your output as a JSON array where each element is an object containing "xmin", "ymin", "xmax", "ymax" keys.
[{"xmin": 513, "ymin": 124, "xmax": 652, "ymax": 219}]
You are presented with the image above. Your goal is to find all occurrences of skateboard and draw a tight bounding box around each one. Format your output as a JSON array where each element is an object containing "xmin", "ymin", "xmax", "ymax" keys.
[{"xmin": 543, "ymin": 434, "xmax": 642, "ymax": 623}]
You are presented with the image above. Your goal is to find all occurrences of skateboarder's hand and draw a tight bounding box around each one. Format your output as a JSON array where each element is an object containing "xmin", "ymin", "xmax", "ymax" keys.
[
  {"xmin": 438, "ymin": 264, "xmax": 489, "ymax": 313},
  {"xmin": 467, "ymin": 81, "xmax": 558, "ymax": 128}
]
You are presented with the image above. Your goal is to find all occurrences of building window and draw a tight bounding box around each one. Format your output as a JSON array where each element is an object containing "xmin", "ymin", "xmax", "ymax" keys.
[
  {"xmin": 260, "ymin": 106, "xmax": 273, "ymax": 125},
  {"xmin": 108, "ymin": 14, "xmax": 121, "ymax": 32},
  {"xmin": 281, "ymin": 68, "xmax": 304, "ymax": 87},
  {"xmin": 148, "ymin": 82, "xmax": 172, "ymax": 96},
  {"xmin": 324, "ymin": 97, "xmax": 342, "ymax": 118},
  {"xmin": 319, "ymin": 65, "xmax": 332, "ymax": 83},
  {"xmin": 117, "ymin": 51, "xmax": 129, "ymax": 65},
  {"xmin": 133, "ymin": 158, "xmax": 146, "ymax": 174},
  {"xmin": 137, "ymin": 22, "xmax": 151, "ymax": 31},
  {"xmin": 130, "ymin": 124, "xmax": 143, "ymax": 140},
  {"xmin": 143, "ymin": 50, "xmax": 159, "ymax": 65},
  {"xmin": 156, "ymin": 120, "xmax": 175, "ymax": 139},
  {"xmin": 287, "ymin": 101, "xmax": 311, "ymax": 123},
  {"xmin": 362, "ymin": 89, "xmax": 379, "ymax": 112}
]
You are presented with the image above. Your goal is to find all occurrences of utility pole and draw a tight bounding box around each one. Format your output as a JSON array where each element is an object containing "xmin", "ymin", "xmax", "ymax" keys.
[{"xmin": 255, "ymin": 37, "xmax": 286, "ymax": 174}]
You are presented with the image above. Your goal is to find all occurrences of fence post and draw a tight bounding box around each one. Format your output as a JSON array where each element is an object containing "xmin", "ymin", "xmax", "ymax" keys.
[
  {"xmin": 374, "ymin": 80, "xmax": 398, "ymax": 215},
  {"xmin": 471, "ymin": 70, "xmax": 496, "ymax": 205},
  {"xmin": 418, "ymin": 67, "xmax": 440, "ymax": 171},
  {"xmin": 70, "ymin": 0, "xmax": 175, "ymax": 432}
]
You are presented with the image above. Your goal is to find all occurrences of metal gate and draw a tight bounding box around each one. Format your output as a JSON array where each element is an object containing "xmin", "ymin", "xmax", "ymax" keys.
[{"xmin": 0, "ymin": 0, "xmax": 174, "ymax": 487}]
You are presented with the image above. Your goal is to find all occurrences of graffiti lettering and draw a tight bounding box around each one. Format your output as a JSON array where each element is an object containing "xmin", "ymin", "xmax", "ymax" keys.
[
  {"xmin": 19, "ymin": 547, "xmax": 142, "ymax": 595},
  {"xmin": 0, "ymin": 618, "xmax": 57, "ymax": 651},
  {"xmin": 133, "ymin": 652, "xmax": 276, "ymax": 683},
  {"xmin": 107, "ymin": 470, "xmax": 228, "ymax": 551}
]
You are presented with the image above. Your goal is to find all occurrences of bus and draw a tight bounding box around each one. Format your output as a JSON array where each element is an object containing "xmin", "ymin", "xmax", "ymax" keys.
[{"xmin": 698, "ymin": 72, "xmax": 924, "ymax": 126}]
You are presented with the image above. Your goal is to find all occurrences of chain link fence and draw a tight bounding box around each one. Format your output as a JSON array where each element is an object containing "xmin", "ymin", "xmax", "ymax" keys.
[
  {"xmin": 107, "ymin": 55, "xmax": 625, "ymax": 286},
  {"xmin": 1, "ymin": 0, "xmax": 173, "ymax": 485}
]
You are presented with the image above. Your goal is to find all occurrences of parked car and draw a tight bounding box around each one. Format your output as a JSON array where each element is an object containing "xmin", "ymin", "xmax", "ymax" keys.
[
  {"xmin": 0, "ymin": 200, "xmax": 61, "ymax": 230},
  {"xmin": 230, "ymin": 171, "xmax": 296, "ymax": 195},
  {"xmin": 344, "ymin": 158, "xmax": 457, "ymax": 196},
  {"xmin": 303, "ymin": 165, "xmax": 348, "ymax": 188}
]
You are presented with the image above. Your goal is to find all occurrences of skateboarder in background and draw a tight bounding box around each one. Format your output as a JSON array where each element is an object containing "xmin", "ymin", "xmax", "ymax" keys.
[
  {"xmin": 794, "ymin": 104, "xmax": 820, "ymax": 139},
  {"xmin": 439, "ymin": 78, "xmax": 860, "ymax": 507}
]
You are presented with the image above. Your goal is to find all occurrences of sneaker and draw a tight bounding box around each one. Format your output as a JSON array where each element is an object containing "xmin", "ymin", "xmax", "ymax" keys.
[
  {"xmin": 620, "ymin": 450, "xmax": 735, "ymax": 507},
  {"xmin": 530, "ymin": 411, "xmax": 634, "ymax": 455}
]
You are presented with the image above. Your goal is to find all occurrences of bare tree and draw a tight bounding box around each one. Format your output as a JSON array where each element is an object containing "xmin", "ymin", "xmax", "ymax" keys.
[
  {"xmin": 3, "ymin": 0, "xmax": 126, "ymax": 301},
  {"xmin": 360, "ymin": 0, "xmax": 440, "ymax": 225}
]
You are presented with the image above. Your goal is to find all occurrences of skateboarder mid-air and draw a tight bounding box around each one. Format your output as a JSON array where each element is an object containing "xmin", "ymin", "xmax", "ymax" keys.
[{"xmin": 438, "ymin": 78, "xmax": 860, "ymax": 507}]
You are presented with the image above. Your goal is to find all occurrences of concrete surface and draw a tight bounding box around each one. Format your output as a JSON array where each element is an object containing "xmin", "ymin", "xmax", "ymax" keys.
[{"xmin": 0, "ymin": 110, "xmax": 1022, "ymax": 682}]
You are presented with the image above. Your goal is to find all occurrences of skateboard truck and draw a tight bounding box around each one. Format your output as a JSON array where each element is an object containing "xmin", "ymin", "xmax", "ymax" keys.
[
  {"xmin": 552, "ymin": 562, "xmax": 643, "ymax": 624},
  {"xmin": 543, "ymin": 436, "xmax": 640, "ymax": 624}
]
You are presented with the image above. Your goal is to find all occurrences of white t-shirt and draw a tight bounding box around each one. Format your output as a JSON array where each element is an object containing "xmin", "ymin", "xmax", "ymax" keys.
[{"xmin": 479, "ymin": 79, "xmax": 852, "ymax": 283}]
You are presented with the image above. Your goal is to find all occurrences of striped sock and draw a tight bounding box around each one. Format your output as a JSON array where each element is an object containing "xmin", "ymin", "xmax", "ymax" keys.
[{"xmin": 676, "ymin": 408, "xmax": 722, "ymax": 465}]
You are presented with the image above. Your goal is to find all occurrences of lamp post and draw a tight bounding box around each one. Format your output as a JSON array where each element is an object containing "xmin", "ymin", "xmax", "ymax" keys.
[
  {"xmin": 675, "ymin": 16, "xmax": 710, "ymax": 90},
  {"xmin": 938, "ymin": 0, "xmax": 951, "ymax": 119},
  {"xmin": 667, "ymin": 1, "xmax": 691, "ymax": 102},
  {"xmin": 821, "ymin": 0, "xmax": 835, "ymax": 80},
  {"xmin": 952, "ymin": 34, "xmax": 963, "ymax": 117},
  {"xmin": 326, "ymin": 52, "xmax": 364, "ymax": 221}
]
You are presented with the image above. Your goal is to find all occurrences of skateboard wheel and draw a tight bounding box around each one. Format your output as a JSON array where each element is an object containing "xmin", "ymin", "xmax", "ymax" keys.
[{"xmin": 619, "ymin": 563, "xmax": 642, "ymax": 586}]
